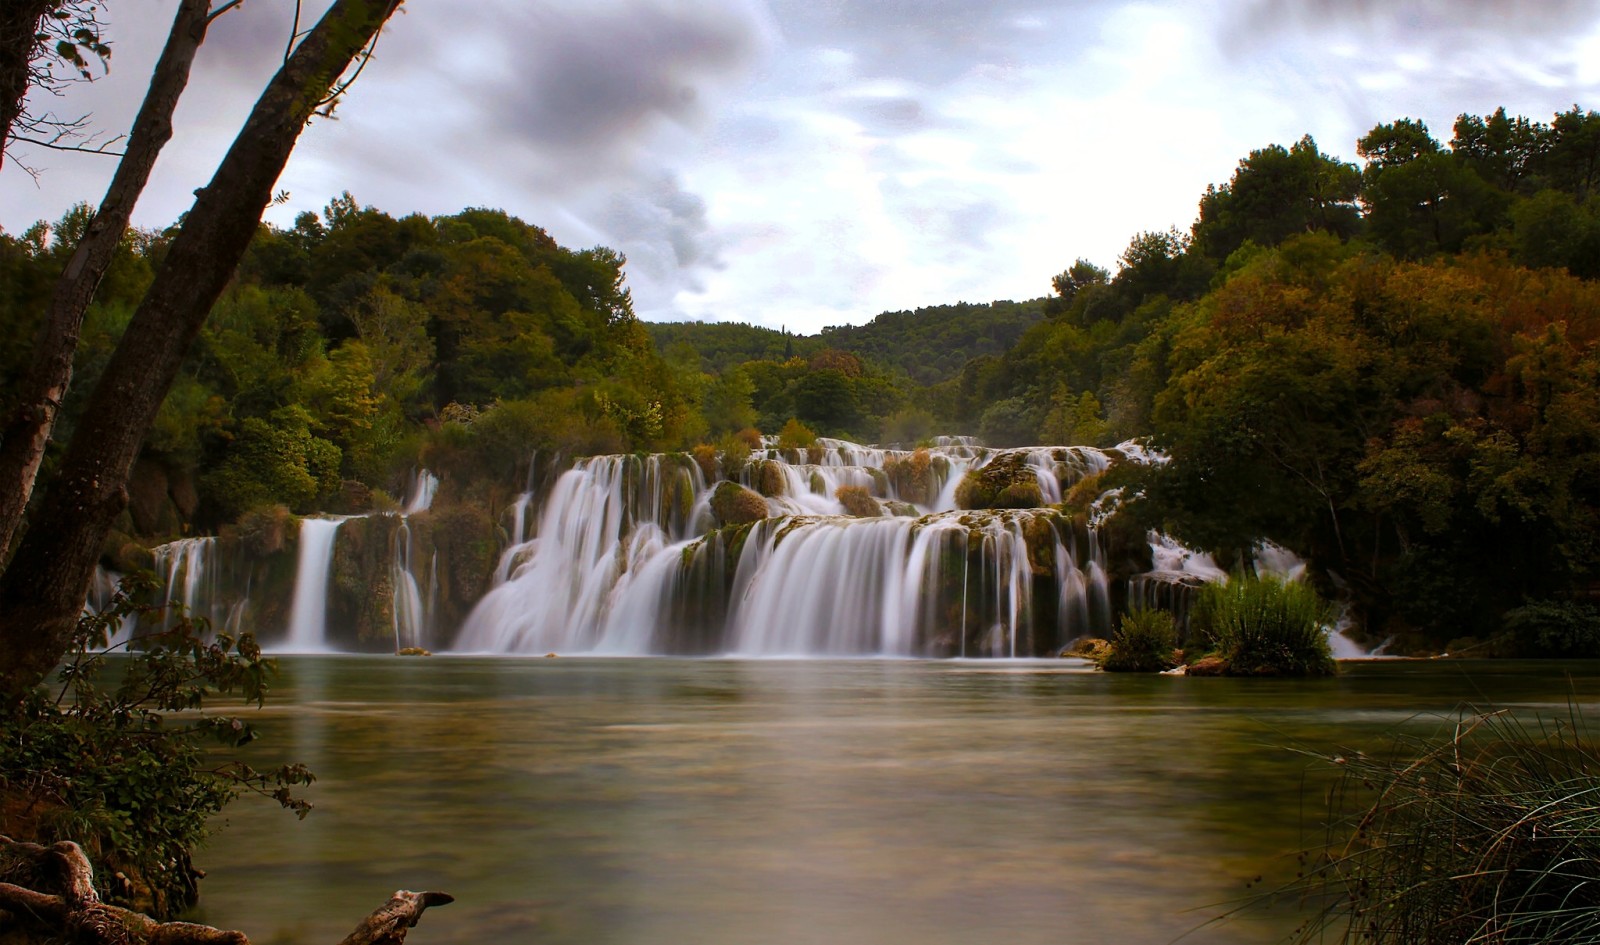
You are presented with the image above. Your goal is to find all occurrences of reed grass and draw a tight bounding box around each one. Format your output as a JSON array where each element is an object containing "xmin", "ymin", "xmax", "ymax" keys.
[
  {"xmin": 1274, "ymin": 708, "xmax": 1600, "ymax": 945},
  {"xmin": 1191, "ymin": 575, "xmax": 1335, "ymax": 676},
  {"xmin": 1101, "ymin": 607, "xmax": 1178, "ymax": 673}
]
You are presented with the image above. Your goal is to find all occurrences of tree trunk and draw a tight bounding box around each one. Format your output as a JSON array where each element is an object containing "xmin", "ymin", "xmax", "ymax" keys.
[
  {"xmin": 0, "ymin": 0, "xmax": 212, "ymax": 565},
  {"xmin": 0, "ymin": 1, "xmax": 52, "ymax": 170},
  {"xmin": 0, "ymin": 0, "xmax": 404, "ymax": 700},
  {"xmin": 0, "ymin": 837, "xmax": 451, "ymax": 945}
]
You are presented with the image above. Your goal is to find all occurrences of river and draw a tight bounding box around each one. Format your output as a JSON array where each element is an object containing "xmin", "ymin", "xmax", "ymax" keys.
[{"xmin": 185, "ymin": 657, "xmax": 1600, "ymax": 944}]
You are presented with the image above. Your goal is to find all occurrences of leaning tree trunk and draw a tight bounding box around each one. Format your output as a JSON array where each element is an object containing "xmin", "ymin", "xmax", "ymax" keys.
[
  {"xmin": 0, "ymin": 836, "xmax": 452, "ymax": 945},
  {"xmin": 0, "ymin": 0, "xmax": 405, "ymax": 700},
  {"xmin": 0, "ymin": 0, "xmax": 212, "ymax": 564}
]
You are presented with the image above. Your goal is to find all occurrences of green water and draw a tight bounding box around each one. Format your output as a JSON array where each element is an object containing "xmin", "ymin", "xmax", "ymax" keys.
[{"xmin": 185, "ymin": 658, "xmax": 1600, "ymax": 945}]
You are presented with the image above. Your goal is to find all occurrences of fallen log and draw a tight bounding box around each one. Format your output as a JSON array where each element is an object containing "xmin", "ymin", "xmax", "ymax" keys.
[{"xmin": 0, "ymin": 836, "xmax": 450, "ymax": 945}]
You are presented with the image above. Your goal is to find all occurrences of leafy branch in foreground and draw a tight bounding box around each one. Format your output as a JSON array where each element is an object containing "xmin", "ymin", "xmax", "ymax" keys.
[
  {"xmin": 1253, "ymin": 708, "xmax": 1600, "ymax": 945},
  {"xmin": 0, "ymin": 574, "xmax": 313, "ymax": 918}
]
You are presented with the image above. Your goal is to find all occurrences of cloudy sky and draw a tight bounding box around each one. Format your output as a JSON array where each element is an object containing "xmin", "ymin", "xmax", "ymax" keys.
[{"xmin": 5, "ymin": 0, "xmax": 1600, "ymax": 333}]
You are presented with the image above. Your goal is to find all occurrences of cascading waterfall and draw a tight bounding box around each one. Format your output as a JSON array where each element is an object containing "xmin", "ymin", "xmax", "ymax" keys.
[
  {"xmin": 456, "ymin": 443, "xmax": 1121, "ymax": 656},
  {"xmin": 283, "ymin": 518, "xmax": 345, "ymax": 652},
  {"xmin": 131, "ymin": 436, "xmax": 1374, "ymax": 659}
]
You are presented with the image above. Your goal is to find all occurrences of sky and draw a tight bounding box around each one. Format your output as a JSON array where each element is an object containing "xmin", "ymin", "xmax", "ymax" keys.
[{"xmin": 4, "ymin": 0, "xmax": 1600, "ymax": 334}]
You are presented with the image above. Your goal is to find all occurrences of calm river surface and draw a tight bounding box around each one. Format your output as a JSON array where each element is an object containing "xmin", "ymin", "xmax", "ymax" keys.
[{"xmin": 186, "ymin": 658, "xmax": 1600, "ymax": 945}]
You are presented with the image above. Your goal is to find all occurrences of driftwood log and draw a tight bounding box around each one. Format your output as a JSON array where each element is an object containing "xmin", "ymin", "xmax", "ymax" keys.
[{"xmin": 0, "ymin": 837, "xmax": 451, "ymax": 945}]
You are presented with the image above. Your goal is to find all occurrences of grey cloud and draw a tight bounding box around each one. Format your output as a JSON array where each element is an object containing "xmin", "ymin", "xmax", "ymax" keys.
[
  {"xmin": 201, "ymin": 1, "xmax": 340, "ymax": 78},
  {"xmin": 846, "ymin": 95, "xmax": 929, "ymax": 132},
  {"xmin": 595, "ymin": 174, "xmax": 724, "ymax": 292},
  {"xmin": 766, "ymin": 0, "xmax": 1121, "ymax": 84},
  {"xmin": 484, "ymin": 2, "xmax": 767, "ymax": 157},
  {"xmin": 1223, "ymin": 0, "xmax": 1600, "ymax": 52}
]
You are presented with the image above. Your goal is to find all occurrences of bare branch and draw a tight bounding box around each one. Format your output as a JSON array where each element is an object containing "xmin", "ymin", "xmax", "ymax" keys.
[
  {"xmin": 10, "ymin": 134, "xmax": 125, "ymax": 156},
  {"xmin": 206, "ymin": 0, "xmax": 249, "ymax": 22}
]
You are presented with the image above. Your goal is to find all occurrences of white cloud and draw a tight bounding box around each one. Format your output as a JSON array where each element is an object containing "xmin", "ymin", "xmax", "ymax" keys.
[{"xmin": 4, "ymin": 0, "xmax": 1600, "ymax": 336}]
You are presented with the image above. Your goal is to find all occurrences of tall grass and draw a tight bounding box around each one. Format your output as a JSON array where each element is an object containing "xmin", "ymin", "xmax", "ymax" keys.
[
  {"xmin": 1191, "ymin": 575, "xmax": 1336, "ymax": 676},
  {"xmin": 1274, "ymin": 709, "xmax": 1600, "ymax": 945},
  {"xmin": 1101, "ymin": 608, "xmax": 1178, "ymax": 673}
]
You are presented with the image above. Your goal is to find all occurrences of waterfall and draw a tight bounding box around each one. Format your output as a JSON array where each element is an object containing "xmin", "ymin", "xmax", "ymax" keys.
[
  {"xmin": 392, "ymin": 516, "xmax": 427, "ymax": 651},
  {"xmin": 283, "ymin": 518, "xmax": 345, "ymax": 652},
  {"xmin": 84, "ymin": 566, "xmax": 139, "ymax": 648},
  {"xmin": 389, "ymin": 469, "xmax": 440, "ymax": 651},
  {"xmin": 402, "ymin": 469, "xmax": 439, "ymax": 515},
  {"xmin": 132, "ymin": 434, "xmax": 1292, "ymax": 659}
]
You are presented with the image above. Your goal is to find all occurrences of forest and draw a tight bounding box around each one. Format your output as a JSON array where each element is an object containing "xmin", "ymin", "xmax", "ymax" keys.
[{"xmin": 5, "ymin": 104, "xmax": 1598, "ymax": 655}]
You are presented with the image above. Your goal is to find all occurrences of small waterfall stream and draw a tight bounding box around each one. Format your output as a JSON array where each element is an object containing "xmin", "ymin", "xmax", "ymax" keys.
[{"xmin": 283, "ymin": 518, "xmax": 345, "ymax": 652}]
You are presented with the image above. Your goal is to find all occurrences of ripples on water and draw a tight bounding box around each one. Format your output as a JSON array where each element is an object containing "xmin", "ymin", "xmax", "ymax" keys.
[{"xmin": 187, "ymin": 658, "xmax": 1600, "ymax": 945}]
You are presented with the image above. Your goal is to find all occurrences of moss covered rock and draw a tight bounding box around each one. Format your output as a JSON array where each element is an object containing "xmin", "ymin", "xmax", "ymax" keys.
[
  {"xmin": 330, "ymin": 514, "xmax": 399, "ymax": 645},
  {"xmin": 955, "ymin": 452, "xmax": 1046, "ymax": 510},
  {"xmin": 711, "ymin": 481, "xmax": 768, "ymax": 526},
  {"xmin": 753, "ymin": 460, "xmax": 787, "ymax": 497},
  {"xmin": 835, "ymin": 485, "xmax": 881, "ymax": 518}
]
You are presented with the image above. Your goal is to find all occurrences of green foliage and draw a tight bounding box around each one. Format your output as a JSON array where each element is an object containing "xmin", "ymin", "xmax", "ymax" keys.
[
  {"xmin": 701, "ymin": 366, "xmax": 757, "ymax": 436},
  {"xmin": 1504, "ymin": 601, "xmax": 1600, "ymax": 658},
  {"xmin": 777, "ymin": 418, "xmax": 817, "ymax": 451},
  {"xmin": 202, "ymin": 406, "xmax": 341, "ymax": 518},
  {"xmin": 1190, "ymin": 576, "xmax": 1336, "ymax": 677},
  {"xmin": 1101, "ymin": 608, "xmax": 1178, "ymax": 673},
  {"xmin": 880, "ymin": 407, "xmax": 935, "ymax": 446},
  {"xmin": 1192, "ymin": 134, "xmax": 1362, "ymax": 262},
  {"xmin": 0, "ymin": 578, "xmax": 312, "ymax": 918},
  {"xmin": 1268, "ymin": 709, "xmax": 1600, "ymax": 945}
]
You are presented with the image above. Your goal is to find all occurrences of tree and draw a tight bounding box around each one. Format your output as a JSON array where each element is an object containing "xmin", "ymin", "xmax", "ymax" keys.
[
  {"xmin": 0, "ymin": 0, "xmax": 214, "ymax": 561},
  {"xmin": 1451, "ymin": 107, "xmax": 1546, "ymax": 194},
  {"xmin": 1049, "ymin": 258, "xmax": 1109, "ymax": 308},
  {"xmin": 1540, "ymin": 106, "xmax": 1600, "ymax": 202},
  {"xmin": 0, "ymin": 0, "xmax": 406, "ymax": 700},
  {"xmin": 1358, "ymin": 119, "xmax": 1502, "ymax": 257},
  {"xmin": 1192, "ymin": 135, "xmax": 1361, "ymax": 261}
]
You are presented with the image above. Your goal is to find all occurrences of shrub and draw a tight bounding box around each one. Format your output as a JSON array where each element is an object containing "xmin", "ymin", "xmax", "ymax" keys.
[
  {"xmin": 1191, "ymin": 575, "xmax": 1336, "ymax": 676},
  {"xmin": 1505, "ymin": 600, "xmax": 1600, "ymax": 657},
  {"xmin": 710, "ymin": 481, "xmax": 768, "ymax": 526},
  {"xmin": 835, "ymin": 485, "xmax": 881, "ymax": 518},
  {"xmin": 1101, "ymin": 608, "xmax": 1178, "ymax": 672},
  {"xmin": 0, "ymin": 578, "xmax": 312, "ymax": 917},
  {"xmin": 690, "ymin": 443, "xmax": 720, "ymax": 482},
  {"xmin": 777, "ymin": 418, "xmax": 817, "ymax": 451},
  {"xmin": 716, "ymin": 431, "xmax": 753, "ymax": 476},
  {"xmin": 1265, "ymin": 709, "xmax": 1600, "ymax": 945}
]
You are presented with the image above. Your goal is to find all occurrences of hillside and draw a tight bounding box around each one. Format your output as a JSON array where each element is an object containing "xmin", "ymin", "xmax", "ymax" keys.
[{"xmin": 647, "ymin": 298, "xmax": 1047, "ymax": 383}]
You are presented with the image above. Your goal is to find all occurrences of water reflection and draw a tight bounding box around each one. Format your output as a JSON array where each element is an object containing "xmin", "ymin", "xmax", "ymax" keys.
[{"xmin": 189, "ymin": 658, "xmax": 1600, "ymax": 945}]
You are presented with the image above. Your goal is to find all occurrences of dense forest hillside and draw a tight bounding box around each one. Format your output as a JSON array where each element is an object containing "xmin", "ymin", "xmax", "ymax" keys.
[
  {"xmin": 646, "ymin": 321, "xmax": 820, "ymax": 373},
  {"xmin": 4, "ymin": 103, "xmax": 1600, "ymax": 649},
  {"xmin": 648, "ymin": 299, "xmax": 1047, "ymax": 384}
]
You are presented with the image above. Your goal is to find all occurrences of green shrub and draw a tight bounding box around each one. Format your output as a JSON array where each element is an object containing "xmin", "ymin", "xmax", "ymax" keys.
[
  {"xmin": 0, "ymin": 577, "xmax": 312, "ymax": 917},
  {"xmin": 1265, "ymin": 708, "xmax": 1600, "ymax": 944},
  {"xmin": 1191, "ymin": 575, "xmax": 1336, "ymax": 676},
  {"xmin": 1101, "ymin": 608, "xmax": 1178, "ymax": 672},
  {"xmin": 1505, "ymin": 600, "xmax": 1600, "ymax": 657},
  {"xmin": 777, "ymin": 418, "xmax": 817, "ymax": 451}
]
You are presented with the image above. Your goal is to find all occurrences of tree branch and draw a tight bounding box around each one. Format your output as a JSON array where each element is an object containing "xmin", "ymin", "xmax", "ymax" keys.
[
  {"xmin": 0, "ymin": 837, "xmax": 451, "ymax": 945},
  {"xmin": 9, "ymin": 134, "xmax": 125, "ymax": 156}
]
